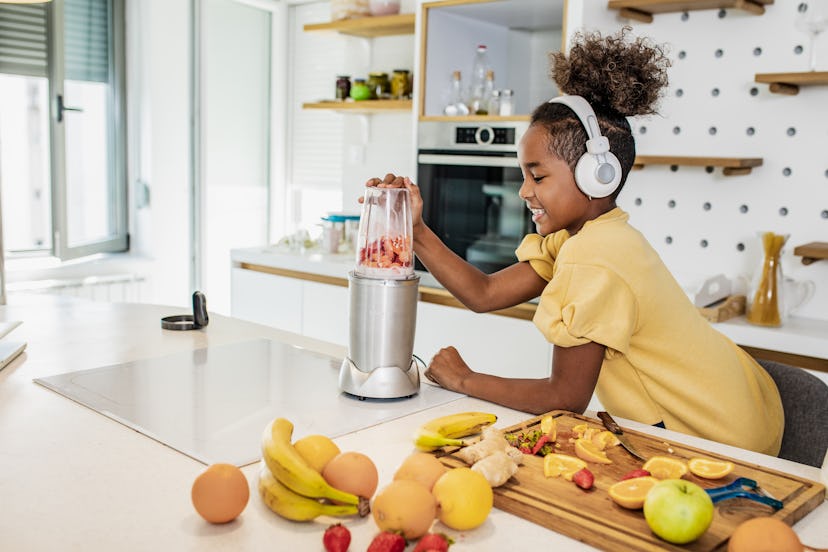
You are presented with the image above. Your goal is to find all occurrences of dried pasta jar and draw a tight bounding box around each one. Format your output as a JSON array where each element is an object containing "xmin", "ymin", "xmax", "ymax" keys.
[
  {"xmin": 355, "ymin": 187, "xmax": 414, "ymax": 279},
  {"xmin": 331, "ymin": 0, "xmax": 370, "ymax": 21},
  {"xmin": 746, "ymin": 232, "xmax": 788, "ymax": 327}
]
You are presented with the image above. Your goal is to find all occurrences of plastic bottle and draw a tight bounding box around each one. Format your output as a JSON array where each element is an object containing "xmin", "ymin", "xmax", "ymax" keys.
[
  {"xmin": 474, "ymin": 69, "xmax": 495, "ymax": 115},
  {"xmin": 468, "ymin": 45, "xmax": 491, "ymax": 114},
  {"xmin": 444, "ymin": 70, "xmax": 470, "ymax": 116}
]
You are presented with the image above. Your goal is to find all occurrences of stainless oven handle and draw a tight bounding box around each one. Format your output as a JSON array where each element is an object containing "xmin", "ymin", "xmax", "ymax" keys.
[{"xmin": 417, "ymin": 154, "xmax": 519, "ymax": 168}]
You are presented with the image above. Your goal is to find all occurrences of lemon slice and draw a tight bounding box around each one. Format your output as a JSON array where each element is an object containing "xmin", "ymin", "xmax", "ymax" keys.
[
  {"xmin": 540, "ymin": 415, "xmax": 557, "ymax": 440},
  {"xmin": 543, "ymin": 453, "xmax": 587, "ymax": 480},
  {"xmin": 574, "ymin": 438, "xmax": 613, "ymax": 464},
  {"xmin": 688, "ymin": 457, "xmax": 734, "ymax": 479},
  {"xmin": 608, "ymin": 476, "xmax": 659, "ymax": 509},
  {"xmin": 642, "ymin": 456, "xmax": 688, "ymax": 479},
  {"xmin": 591, "ymin": 430, "xmax": 621, "ymax": 451}
]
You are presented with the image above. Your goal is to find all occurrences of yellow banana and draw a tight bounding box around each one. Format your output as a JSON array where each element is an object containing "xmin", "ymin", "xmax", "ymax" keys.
[
  {"xmin": 421, "ymin": 411, "xmax": 498, "ymax": 439},
  {"xmin": 258, "ymin": 464, "xmax": 358, "ymax": 522},
  {"xmin": 413, "ymin": 411, "xmax": 498, "ymax": 451},
  {"xmin": 261, "ymin": 417, "xmax": 364, "ymax": 508}
]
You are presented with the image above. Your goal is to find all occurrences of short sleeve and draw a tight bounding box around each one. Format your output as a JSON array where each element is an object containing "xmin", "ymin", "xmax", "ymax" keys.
[
  {"xmin": 533, "ymin": 263, "xmax": 638, "ymax": 354},
  {"xmin": 515, "ymin": 231, "xmax": 570, "ymax": 282}
]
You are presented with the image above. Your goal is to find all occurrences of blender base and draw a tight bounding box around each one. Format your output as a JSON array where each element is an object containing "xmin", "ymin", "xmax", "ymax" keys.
[{"xmin": 339, "ymin": 357, "xmax": 420, "ymax": 399}]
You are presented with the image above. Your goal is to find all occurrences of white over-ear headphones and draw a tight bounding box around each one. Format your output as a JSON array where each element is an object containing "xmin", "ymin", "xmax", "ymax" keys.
[{"xmin": 547, "ymin": 95, "xmax": 622, "ymax": 198}]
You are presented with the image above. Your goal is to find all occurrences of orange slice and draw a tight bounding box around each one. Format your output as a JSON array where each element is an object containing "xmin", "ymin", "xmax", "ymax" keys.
[
  {"xmin": 688, "ymin": 457, "xmax": 734, "ymax": 479},
  {"xmin": 574, "ymin": 438, "xmax": 613, "ymax": 464},
  {"xmin": 543, "ymin": 453, "xmax": 587, "ymax": 480},
  {"xmin": 642, "ymin": 456, "xmax": 688, "ymax": 479},
  {"xmin": 540, "ymin": 415, "xmax": 557, "ymax": 440},
  {"xmin": 591, "ymin": 430, "xmax": 621, "ymax": 451},
  {"xmin": 571, "ymin": 423, "xmax": 589, "ymax": 437},
  {"xmin": 608, "ymin": 476, "xmax": 659, "ymax": 509}
]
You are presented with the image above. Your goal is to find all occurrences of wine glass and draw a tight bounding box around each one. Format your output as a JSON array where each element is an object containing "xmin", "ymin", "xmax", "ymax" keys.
[{"xmin": 795, "ymin": 2, "xmax": 828, "ymax": 71}]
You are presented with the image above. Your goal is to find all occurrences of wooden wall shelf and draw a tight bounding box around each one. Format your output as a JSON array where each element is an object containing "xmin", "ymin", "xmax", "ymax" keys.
[
  {"xmin": 793, "ymin": 242, "xmax": 828, "ymax": 265},
  {"xmin": 607, "ymin": 0, "xmax": 772, "ymax": 23},
  {"xmin": 303, "ymin": 99, "xmax": 412, "ymax": 113},
  {"xmin": 303, "ymin": 13, "xmax": 415, "ymax": 38},
  {"xmin": 754, "ymin": 71, "xmax": 828, "ymax": 95},
  {"xmin": 632, "ymin": 155, "xmax": 763, "ymax": 176}
]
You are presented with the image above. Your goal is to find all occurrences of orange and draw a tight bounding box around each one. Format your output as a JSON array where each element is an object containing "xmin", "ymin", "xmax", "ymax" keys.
[
  {"xmin": 643, "ymin": 456, "xmax": 688, "ymax": 479},
  {"xmin": 540, "ymin": 415, "xmax": 557, "ymax": 440},
  {"xmin": 591, "ymin": 430, "xmax": 621, "ymax": 450},
  {"xmin": 394, "ymin": 452, "xmax": 448, "ymax": 491},
  {"xmin": 574, "ymin": 438, "xmax": 613, "ymax": 464},
  {"xmin": 191, "ymin": 463, "xmax": 249, "ymax": 524},
  {"xmin": 543, "ymin": 453, "xmax": 587, "ymax": 480},
  {"xmin": 727, "ymin": 516, "xmax": 801, "ymax": 552},
  {"xmin": 688, "ymin": 457, "xmax": 734, "ymax": 480},
  {"xmin": 608, "ymin": 476, "xmax": 659, "ymax": 509}
]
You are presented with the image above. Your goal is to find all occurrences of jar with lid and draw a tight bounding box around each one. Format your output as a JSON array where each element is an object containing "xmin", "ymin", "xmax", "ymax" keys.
[
  {"xmin": 499, "ymin": 89, "xmax": 514, "ymax": 116},
  {"xmin": 331, "ymin": 0, "xmax": 370, "ymax": 20},
  {"xmin": 367, "ymin": 72, "xmax": 390, "ymax": 99},
  {"xmin": 488, "ymin": 89, "xmax": 501, "ymax": 117},
  {"xmin": 350, "ymin": 78, "xmax": 371, "ymax": 101},
  {"xmin": 335, "ymin": 76, "xmax": 351, "ymax": 101},
  {"xmin": 390, "ymin": 69, "xmax": 410, "ymax": 99}
]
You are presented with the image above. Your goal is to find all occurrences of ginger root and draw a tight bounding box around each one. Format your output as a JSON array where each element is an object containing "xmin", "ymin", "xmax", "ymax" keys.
[{"xmin": 471, "ymin": 450, "xmax": 520, "ymax": 487}]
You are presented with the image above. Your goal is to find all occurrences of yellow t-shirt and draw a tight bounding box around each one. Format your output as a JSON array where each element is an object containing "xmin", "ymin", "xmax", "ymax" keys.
[{"xmin": 516, "ymin": 208, "xmax": 783, "ymax": 456}]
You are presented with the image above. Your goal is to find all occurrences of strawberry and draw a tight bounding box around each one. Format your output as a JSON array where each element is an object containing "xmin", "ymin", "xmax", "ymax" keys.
[
  {"xmin": 413, "ymin": 532, "xmax": 453, "ymax": 552},
  {"xmin": 619, "ymin": 468, "xmax": 651, "ymax": 481},
  {"xmin": 367, "ymin": 531, "xmax": 406, "ymax": 552},
  {"xmin": 323, "ymin": 523, "xmax": 351, "ymax": 552},
  {"xmin": 572, "ymin": 468, "xmax": 594, "ymax": 490}
]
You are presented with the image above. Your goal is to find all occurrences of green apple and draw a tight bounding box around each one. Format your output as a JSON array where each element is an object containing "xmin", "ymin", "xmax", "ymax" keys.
[{"xmin": 643, "ymin": 479, "xmax": 714, "ymax": 544}]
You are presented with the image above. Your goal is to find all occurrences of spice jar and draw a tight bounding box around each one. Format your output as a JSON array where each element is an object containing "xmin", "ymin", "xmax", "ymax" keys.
[
  {"xmin": 499, "ymin": 89, "xmax": 514, "ymax": 116},
  {"xmin": 367, "ymin": 72, "xmax": 390, "ymax": 99},
  {"xmin": 350, "ymin": 78, "xmax": 371, "ymax": 101},
  {"xmin": 335, "ymin": 76, "xmax": 351, "ymax": 100},
  {"xmin": 390, "ymin": 69, "xmax": 410, "ymax": 99}
]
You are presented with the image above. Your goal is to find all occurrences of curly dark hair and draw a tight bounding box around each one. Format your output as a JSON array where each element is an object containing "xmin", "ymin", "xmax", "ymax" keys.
[{"xmin": 530, "ymin": 27, "xmax": 670, "ymax": 195}]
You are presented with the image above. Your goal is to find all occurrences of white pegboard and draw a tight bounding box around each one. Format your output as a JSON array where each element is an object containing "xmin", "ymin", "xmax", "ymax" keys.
[{"xmin": 572, "ymin": 0, "xmax": 828, "ymax": 321}]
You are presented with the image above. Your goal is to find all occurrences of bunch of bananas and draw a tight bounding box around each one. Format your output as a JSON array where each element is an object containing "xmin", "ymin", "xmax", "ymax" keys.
[
  {"xmin": 258, "ymin": 417, "xmax": 370, "ymax": 521},
  {"xmin": 413, "ymin": 411, "xmax": 498, "ymax": 452}
]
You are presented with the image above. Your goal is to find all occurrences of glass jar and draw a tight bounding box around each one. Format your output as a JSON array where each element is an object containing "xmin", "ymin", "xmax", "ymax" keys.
[
  {"xmin": 367, "ymin": 72, "xmax": 390, "ymax": 99},
  {"xmin": 499, "ymin": 89, "xmax": 514, "ymax": 116},
  {"xmin": 390, "ymin": 69, "xmax": 410, "ymax": 99},
  {"xmin": 350, "ymin": 78, "xmax": 371, "ymax": 101},
  {"xmin": 746, "ymin": 232, "xmax": 788, "ymax": 327},
  {"xmin": 331, "ymin": 0, "xmax": 370, "ymax": 21},
  {"xmin": 335, "ymin": 76, "xmax": 351, "ymax": 100},
  {"xmin": 368, "ymin": 0, "xmax": 400, "ymax": 16}
]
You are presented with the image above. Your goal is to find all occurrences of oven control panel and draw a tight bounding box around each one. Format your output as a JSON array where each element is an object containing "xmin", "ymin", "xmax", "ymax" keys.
[{"xmin": 455, "ymin": 126, "xmax": 516, "ymax": 146}]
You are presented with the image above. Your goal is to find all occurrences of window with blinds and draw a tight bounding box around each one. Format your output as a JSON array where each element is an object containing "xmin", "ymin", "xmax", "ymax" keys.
[{"xmin": 0, "ymin": 4, "xmax": 48, "ymax": 77}]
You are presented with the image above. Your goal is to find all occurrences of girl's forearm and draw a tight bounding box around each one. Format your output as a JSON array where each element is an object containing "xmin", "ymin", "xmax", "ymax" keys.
[{"xmin": 458, "ymin": 372, "xmax": 590, "ymax": 415}]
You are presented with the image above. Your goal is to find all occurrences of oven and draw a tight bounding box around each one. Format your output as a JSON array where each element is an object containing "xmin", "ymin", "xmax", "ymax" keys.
[{"xmin": 416, "ymin": 120, "xmax": 532, "ymax": 274}]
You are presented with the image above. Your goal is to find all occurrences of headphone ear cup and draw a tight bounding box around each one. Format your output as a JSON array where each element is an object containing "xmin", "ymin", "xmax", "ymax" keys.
[{"xmin": 575, "ymin": 152, "xmax": 622, "ymax": 198}]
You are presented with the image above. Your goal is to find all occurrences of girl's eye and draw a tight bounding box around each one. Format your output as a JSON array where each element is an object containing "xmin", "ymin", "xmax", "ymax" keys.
[{"xmin": 532, "ymin": 175, "xmax": 545, "ymax": 183}]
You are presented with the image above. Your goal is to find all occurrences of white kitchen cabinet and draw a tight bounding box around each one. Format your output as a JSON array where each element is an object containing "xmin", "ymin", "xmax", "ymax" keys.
[
  {"xmin": 230, "ymin": 267, "xmax": 302, "ymax": 334},
  {"xmin": 301, "ymin": 280, "xmax": 350, "ymax": 346},
  {"xmin": 414, "ymin": 300, "xmax": 552, "ymax": 379}
]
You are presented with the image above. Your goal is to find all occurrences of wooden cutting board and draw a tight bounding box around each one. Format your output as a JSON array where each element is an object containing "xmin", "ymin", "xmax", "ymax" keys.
[{"xmin": 436, "ymin": 411, "xmax": 825, "ymax": 552}]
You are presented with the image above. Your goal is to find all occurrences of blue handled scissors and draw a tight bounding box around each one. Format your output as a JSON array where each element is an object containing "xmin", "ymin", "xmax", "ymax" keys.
[{"xmin": 705, "ymin": 477, "xmax": 783, "ymax": 510}]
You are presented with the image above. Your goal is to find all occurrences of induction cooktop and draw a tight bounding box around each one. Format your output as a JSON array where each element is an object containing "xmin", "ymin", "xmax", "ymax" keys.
[{"xmin": 34, "ymin": 339, "xmax": 463, "ymax": 466}]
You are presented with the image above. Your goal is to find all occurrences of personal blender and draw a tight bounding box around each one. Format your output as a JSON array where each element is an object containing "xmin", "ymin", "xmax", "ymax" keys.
[{"xmin": 339, "ymin": 187, "xmax": 421, "ymax": 399}]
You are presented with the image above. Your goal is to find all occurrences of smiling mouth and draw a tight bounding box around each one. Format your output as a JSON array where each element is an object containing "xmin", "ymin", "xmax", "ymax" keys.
[{"xmin": 529, "ymin": 208, "xmax": 545, "ymax": 221}]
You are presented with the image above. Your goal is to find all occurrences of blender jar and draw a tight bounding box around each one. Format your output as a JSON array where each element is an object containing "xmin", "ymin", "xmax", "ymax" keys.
[{"xmin": 355, "ymin": 187, "xmax": 414, "ymax": 279}]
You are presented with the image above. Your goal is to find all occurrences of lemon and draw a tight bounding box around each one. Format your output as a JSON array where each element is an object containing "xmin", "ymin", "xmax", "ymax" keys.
[
  {"xmin": 543, "ymin": 453, "xmax": 587, "ymax": 480},
  {"xmin": 688, "ymin": 457, "xmax": 734, "ymax": 479},
  {"xmin": 591, "ymin": 430, "xmax": 621, "ymax": 450},
  {"xmin": 643, "ymin": 456, "xmax": 689, "ymax": 480},
  {"xmin": 574, "ymin": 438, "xmax": 613, "ymax": 464},
  {"xmin": 293, "ymin": 434, "xmax": 340, "ymax": 473},
  {"xmin": 540, "ymin": 415, "xmax": 557, "ymax": 440},
  {"xmin": 432, "ymin": 467, "xmax": 493, "ymax": 530}
]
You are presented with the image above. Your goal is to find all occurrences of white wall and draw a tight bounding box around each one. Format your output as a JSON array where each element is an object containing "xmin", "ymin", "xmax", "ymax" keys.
[{"xmin": 569, "ymin": 0, "xmax": 827, "ymax": 322}]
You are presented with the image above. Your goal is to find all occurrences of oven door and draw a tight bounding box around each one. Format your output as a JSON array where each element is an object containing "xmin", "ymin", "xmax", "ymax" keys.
[{"xmin": 416, "ymin": 151, "xmax": 532, "ymax": 274}]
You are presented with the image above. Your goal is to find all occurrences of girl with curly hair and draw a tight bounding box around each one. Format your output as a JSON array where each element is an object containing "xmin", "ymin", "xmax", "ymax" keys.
[{"xmin": 368, "ymin": 28, "xmax": 782, "ymax": 455}]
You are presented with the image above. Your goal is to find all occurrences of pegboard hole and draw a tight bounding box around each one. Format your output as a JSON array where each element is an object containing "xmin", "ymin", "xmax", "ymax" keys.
[
  {"xmin": 670, "ymin": 165, "xmax": 679, "ymax": 172},
  {"xmin": 634, "ymin": 197, "xmax": 642, "ymax": 206},
  {"xmin": 715, "ymin": 48, "xmax": 724, "ymax": 58},
  {"xmin": 795, "ymin": 45, "xmax": 804, "ymax": 54},
  {"xmin": 787, "ymin": 127, "xmax": 796, "ymax": 136},
  {"xmin": 672, "ymin": 126, "xmax": 681, "ymax": 135},
  {"xmin": 678, "ymin": 50, "xmax": 687, "ymax": 59},
  {"xmin": 668, "ymin": 199, "xmax": 676, "ymax": 207},
  {"xmin": 739, "ymin": 204, "xmax": 749, "ymax": 214},
  {"xmin": 676, "ymin": 88, "xmax": 684, "ymax": 97},
  {"xmin": 753, "ymin": 47, "xmax": 762, "ymax": 56},
  {"xmin": 750, "ymin": 87, "xmax": 759, "ymax": 96},
  {"xmin": 703, "ymin": 202, "xmax": 712, "ymax": 211},
  {"xmin": 681, "ymin": 12, "xmax": 689, "ymax": 21},
  {"xmin": 705, "ymin": 166, "xmax": 714, "ymax": 173},
  {"xmin": 711, "ymin": 88, "xmax": 720, "ymax": 97},
  {"xmin": 746, "ymin": 127, "xmax": 756, "ymax": 136},
  {"xmin": 709, "ymin": 127, "xmax": 717, "ymax": 135},
  {"xmin": 822, "ymin": 210, "xmax": 828, "ymax": 219},
  {"xmin": 700, "ymin": 239, "xmax": 709, "ymax": 248},
  {"xmin": 665, "ymin": 236, "xmax": 673, "ymax": 244},
  {"xmin": 718, "ymin": 8, "xmax": 726, "ymax": 18},
  {"xmin": 639, "ymin": 125, "xmax": 647, "ymax": 134},
  {"xmin": 783, "ymin": 167, "xmax": 792, "ymax": 176},
  {"xmin": 736, "ymin": 242, "xmax": 745, "ymax": 252},
  {"xmin": 779, "ymin": 207, "xmax": 789, "ymax": 216}
]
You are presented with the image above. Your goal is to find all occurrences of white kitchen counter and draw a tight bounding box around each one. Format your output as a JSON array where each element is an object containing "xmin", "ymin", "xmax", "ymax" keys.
[
  {"xmin": 231, "ymin": 246, "xmax": 828, "ymax": 363},
  {"xmin": 1, "ymin": 293, "xmax": 826, "ymax": 550}
]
